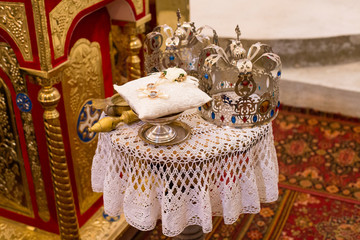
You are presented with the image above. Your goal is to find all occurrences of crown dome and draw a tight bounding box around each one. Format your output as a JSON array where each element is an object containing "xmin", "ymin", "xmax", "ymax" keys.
[
  {"xmin": 198, "ymin": 26, "xmax": 281, "ymax": 128},
  {"xmin": 144, "ymin": 16, "xmax": 281, "ymax": 128}
]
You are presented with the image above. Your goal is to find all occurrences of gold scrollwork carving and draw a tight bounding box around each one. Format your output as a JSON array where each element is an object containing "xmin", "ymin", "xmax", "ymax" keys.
[
  {"xmin": 62, "ymin": 39, "xmax": 103, "ymax": 214},
  {"xmin": 131, "ymin": 0, "xmax": 144, "ymax": 15},
  {"xmin": 0, "ymin": 43, "xmax": 50, "ymax": 221},
  {"xmin": 0, "ymin": 77, "xmax": 33, "ymax": 217},
  {"xmin": 31, "ymin": 0, "xmax": 52, "ymax": 70},
  {"xmin": 49, "ymin": 0, "xmax": 103, "ymax": 59},
  {"xmin": 110, "ymin": 25, "xmax": 128, "ymax": 86},
  {"xmin": 0, "ymin": 2, "xmax": 33, "ymax": 61},
  {"xmin": 38, "ymin": 84, "xmax": 80, "ymax": 240},
  {"xmin": 0, "ymin": 216, "xmax": 60, "ymax": 240}
]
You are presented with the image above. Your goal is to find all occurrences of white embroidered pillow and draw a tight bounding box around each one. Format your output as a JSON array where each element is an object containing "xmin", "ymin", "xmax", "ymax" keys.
[{"xmin": 114, "ymin": 73, "xmax": 212, "ymax": 120}]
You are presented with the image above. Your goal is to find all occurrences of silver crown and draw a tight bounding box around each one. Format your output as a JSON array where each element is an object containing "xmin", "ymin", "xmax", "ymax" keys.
[
  {"xmin": 144, "ymin": 9, "xmax": 217, "ymax": 77},
  {"xmin": 198, "ymin": 25, "xmax": 282, "ymax": 127}
]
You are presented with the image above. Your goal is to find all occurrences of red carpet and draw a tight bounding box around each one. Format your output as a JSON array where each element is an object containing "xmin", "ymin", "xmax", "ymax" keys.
[
  {"xmin": 132, "ymin": 106, "xmax": 360, "ymax": 239},
  {"xmin": 274, "ymin": 106, "xmax": 360, "ymax": 203}
]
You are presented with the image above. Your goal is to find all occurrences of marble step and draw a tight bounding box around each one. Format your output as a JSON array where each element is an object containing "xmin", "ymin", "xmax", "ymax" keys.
[
  {"xmin": 191, "ymin": 0, "xmax": 360, "ymax": 67},
  {"xmin": 280, "ymin": 61, "xmax": 360, "ymax": 118},
  {"xmin": 218, "ymin": 35, "xmax": 360, "ymax": 68}
]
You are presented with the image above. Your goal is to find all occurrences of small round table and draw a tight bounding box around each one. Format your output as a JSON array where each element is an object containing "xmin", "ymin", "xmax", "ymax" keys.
[{"xmin": 92, "ymin": 109, "xmax": 278, "ymax": 238}]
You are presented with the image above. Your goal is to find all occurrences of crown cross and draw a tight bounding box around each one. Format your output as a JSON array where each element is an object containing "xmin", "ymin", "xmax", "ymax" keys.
[
  {"xmin": 213, "ymin": 30, "xmax": 219, "ymax": 45},
  {"xmin": 235, "ymin": 25, "xmax": 241, "ymax": 42},
  {"xmin": 176, "ymin": 9, "xmax": 182, "ymax": 26}
]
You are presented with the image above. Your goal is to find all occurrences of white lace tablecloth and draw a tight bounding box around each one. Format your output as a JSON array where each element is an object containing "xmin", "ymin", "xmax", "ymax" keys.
[{"xmin": 92, "ymin": 109, "xmax": 278, "ymax": 237}]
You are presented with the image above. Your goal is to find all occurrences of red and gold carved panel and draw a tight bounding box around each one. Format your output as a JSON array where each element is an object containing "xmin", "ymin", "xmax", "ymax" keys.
[
  {"xmin": 62, "ymin": 39, "xmax": 103, "ymax": 214},
  {"xmin": 0, "ymin": 77, "xmax": 33, "ymax": 217}
]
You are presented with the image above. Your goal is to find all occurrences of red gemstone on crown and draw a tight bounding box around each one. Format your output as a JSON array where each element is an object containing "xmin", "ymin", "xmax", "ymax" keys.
[
  {"xmin": 242, "ymin": 117, "xmax": 247, "ymax": 122},
  {"xmin": 242, "ymin": 80, "xmax": 249, "ymax": 86},
  {"xmin": 220, "ymin": 115, "xmax": 225, "ymax": 122}
]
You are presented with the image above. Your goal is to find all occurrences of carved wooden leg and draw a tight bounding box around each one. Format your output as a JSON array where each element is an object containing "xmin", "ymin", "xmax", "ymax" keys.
[
  {"xmin": 174, "ymin": 225, "xmax": 205, "ymax": 240},
  {"xmin": 38, "ymin": 85, "xmax": 80, "ymax": 240}
]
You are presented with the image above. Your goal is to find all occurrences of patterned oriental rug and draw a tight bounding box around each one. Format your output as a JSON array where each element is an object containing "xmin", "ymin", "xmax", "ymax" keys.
[{"xmin": 131, "ymin": 106, "xmax": 360, "ymax": 239}]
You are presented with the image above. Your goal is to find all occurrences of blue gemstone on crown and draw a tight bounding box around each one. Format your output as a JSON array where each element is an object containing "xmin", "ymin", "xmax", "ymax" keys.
[
  {"xmin": 253, "ymin": 115, "xmax": 258, "ymax": 123},
  {"xmin": 231, "ymin": 116, "xmax": 236, "ymax": 123},
  {"xmin": 143, "ymin": 19, "xmax": 282, "ymax": 128}
]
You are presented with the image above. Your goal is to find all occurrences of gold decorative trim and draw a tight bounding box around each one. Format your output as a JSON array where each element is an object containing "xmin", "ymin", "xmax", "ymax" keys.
[
  {"xmin": 38, "ymin": 86, "xmax": 80, "ymax": 239},
  {"xmin": 0, "ymin": 216, "xmax": 59, "ymax": 240},
  {"xmin": 80, "ymin": 208, "xmax": 129, "ymax": 240},
  {"xmin": 0, "ymin": 2, "xmax": 33, "ymax": 61},
  {"xmin": 110, "ymin": 25, "xmax": 128, "ymax": 86},
  {"xmin": 0, "ymin": 43, "xmax": 50, "ymax": 221},
  {"xmin": 23, "ymin": 56, "xmax": 80, "ymax": 239},
  {"xmin": 62, "ymin": 38, "xmax": 103, "ymax": 214},
  {"xmin": 125, "ymin": 24, "xmax": 142, "ymax": 81},
  {"xmin": 131, "ymin": 0, "xmax": 143, "ymax": 15},
  {"xmin": 0, "ymin": 207, "xmax": 129, "ymax": 240},
  {"xmin": 20, "ymin": 60, "xmax": 70, "ymax": 87},
  {"xmin": 49, "ymin": 0, "xmax": 103, "ymax": 59},
  {"xmin": 0, "ymin": 77, "xmax": 33, "ymax": 217},
  {"xmin": 31, "ymin": 0, "xmax": 52, "ymax": 70}
]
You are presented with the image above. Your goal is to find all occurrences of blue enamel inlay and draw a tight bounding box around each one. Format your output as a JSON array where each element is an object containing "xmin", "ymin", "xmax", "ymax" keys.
[
  {"xmin": 221, "ymin": 83, "xmax": 224, "ymax": 87},
  {"xmin": 277, "ymin": 101, "xmax": 280, "ymax": 108},
  {"xmin": 253, "ymin": 115, "xmax": 258, "ymax": 123},
  {"xmin": 211, "ymin": 112, "xmax": 215, "ymax": 119},
  {"xmin": 169, "ymin": 55, "xmax": 175, "ymax": 61},
  {"xmin": 270, "ymin": 109, "xmax": 275, "ymax": 117},
  {"xmin": 16, "ymin": 93, "xmax": 32, "ymax": 112},
  {"xmin": 204, "ymin": 73, "xmax": 209, "ymax": 79},
  {"xmin": 259, "ymin": 86, "xmax": 261, "ymax": 90},
  {"xmin": 198, "ymin": 106, "xmax": 201, "ymax": 111},
  {"xmin": 77, "ymin": 100, "xmax": 102, "ymax": 143},
  {"xmin": 231, "ymin": 116, "xmax": 236, "ymax": 123},
  {"xmin": 277, "ymin": 71, "xmax": 281, "ymax": 77},
  {"xmin": 103, "ymin": 212, "xmax": 120, "ymax": 222}
]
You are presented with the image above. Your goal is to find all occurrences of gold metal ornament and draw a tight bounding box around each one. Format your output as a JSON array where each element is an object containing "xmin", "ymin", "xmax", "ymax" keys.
[
  {"xmin": 0, "ymin": 207, "xmax": 129, "ymax": 240},
  {"xmin": 89, "ymin": 110, "xmax": 139, "ymax": 133},
  {"xmin": 50, "ymin": 0, "xmax": 103, "ymax": 59},
  {"xmin": 125, "ymin": 25, "xmax": 142, "ymax": 81},
  {"xmin": 0, "ymin": 78, "xmax": 33, "ymax": 217},
  {"xmin": 0, "ymin": 216, "xmax": 59, "ymax": 240},
  {"xmin": 0, "ymin": 2, "xmax": 33, "ymax": 61},
  {"xmin": 0, "ymin": 43, "xmax": 50, "ymax": 221},
  {"xmin": 23, "ymin": 60, "xmax": 80, "ymax": 239},
  {"xmin": 131, "ymin": 0, "xmax": 144, "ymax": 15},
  {"xmin": 31, "ymin": 0, "xmax": 52, "ymax": 70},
  {"xmin": 109, "ymin": 25, "xmax": 128, "ymax": 86},
  {"xmin": 37, "ymin": 84, "xmax": 80, "ymax": 240},
  {"xmin": 62, "ymin": 39, "xmax": 103, "ymax": 214},
  {"xmin": 92, "ymin": 93, "xmax": 130, "ymax": 116}
]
